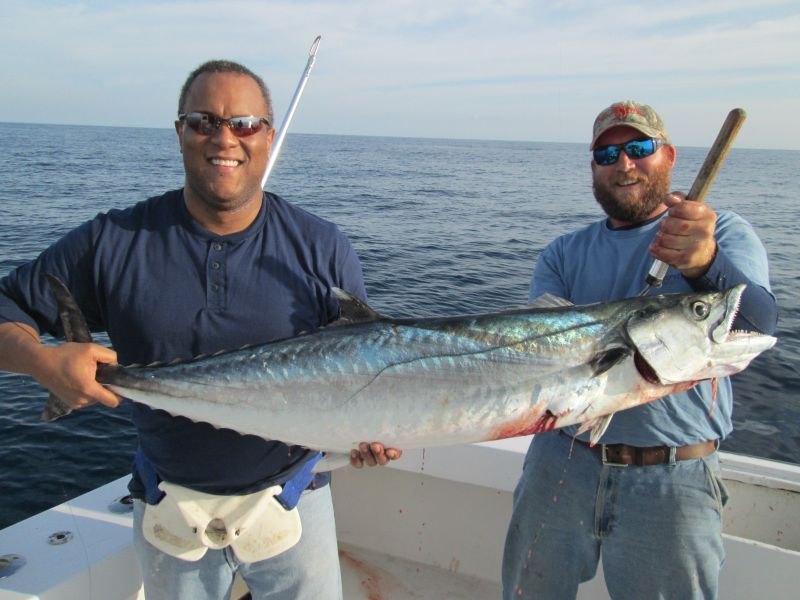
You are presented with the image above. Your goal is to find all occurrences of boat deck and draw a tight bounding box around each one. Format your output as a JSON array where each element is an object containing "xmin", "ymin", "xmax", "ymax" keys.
[
  {"xmin": 340, "ymin": 543, "xmax": 499, "ymax": 599},
  {"xmin": 1, "ymin": 437, "xmax": 799, "ymax": 599}
]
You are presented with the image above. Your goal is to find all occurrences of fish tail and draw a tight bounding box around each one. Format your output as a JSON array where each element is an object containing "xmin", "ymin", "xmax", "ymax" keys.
[
  {"xmin": 40, "ymin": 274, "xmax": 95, "ymax": 422},
  {"xmin": 42, "ymin": 393, "xmax": 74, "ymax": 421},
  {"xmin": 45, "ymin": 274, "xmax": 94, "ymax": 344}
]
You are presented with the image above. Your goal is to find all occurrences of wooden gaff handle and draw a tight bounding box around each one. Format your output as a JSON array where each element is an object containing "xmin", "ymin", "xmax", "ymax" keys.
[
  {"xmin": 686, "ymin": 108, "xmax": 747, "ymax": 203},
  {"xmin": 641, "ymin": 108, "xmax": 746, "ymax": 292}
]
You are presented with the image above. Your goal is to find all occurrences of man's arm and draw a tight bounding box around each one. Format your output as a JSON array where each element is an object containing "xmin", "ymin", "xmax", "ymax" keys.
[
  {"xmin": 529, "ymin": 240, "xmax": 569, "ymax": 302},
  {"xmin": 0, "ymin": 214, "xmax": 122, "ymax": 410},
  {"xmin": 0, "ymin": 321, "xmax": 120, "ymax": 410},
  {"xmin": 686, "ymin": 248, "xmax": 777, "ymax": 334},
  {"xmin": 652, "ymin": 194, "xmax": 777, "ymax": 335}
]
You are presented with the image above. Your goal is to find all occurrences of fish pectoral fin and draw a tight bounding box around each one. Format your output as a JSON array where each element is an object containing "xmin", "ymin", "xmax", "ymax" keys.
[
  {"xmin": 313, "ymin": 452, "xmax": 352, "ymax": 472},
  {"xmin": 589, "ymin": 347, "xmax": 631, "ymax": 377},
  {"xmin": 590, "ymin": 414, "xmax": 614, "ymax": 446},
  {"xmin": 329, "ymin": 288, "xmax": 383, "ymax": 326},
  {"xmin": 575, "ymin": 413, "xmax": 615, "ymax": 446}
]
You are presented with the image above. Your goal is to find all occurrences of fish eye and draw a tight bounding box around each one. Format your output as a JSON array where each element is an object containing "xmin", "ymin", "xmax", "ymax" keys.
[{"xmin": 691, "ymin": 301, "xmax": 710, "ymax": 320}]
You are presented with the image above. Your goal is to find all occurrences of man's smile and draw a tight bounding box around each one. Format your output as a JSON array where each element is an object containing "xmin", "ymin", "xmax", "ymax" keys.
[
  {"xmin": 209, "ymin": 158, "xmax": 242, "ymax": 167},
  {"xmin": 615, "ymin": 176, "xmax": 643, "ymax": 188}
]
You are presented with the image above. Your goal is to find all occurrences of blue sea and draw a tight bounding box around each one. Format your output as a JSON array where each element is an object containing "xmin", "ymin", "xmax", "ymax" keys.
[{"xmin": 0, "ymin": 122, "xmax": 798, "ymax": 529}]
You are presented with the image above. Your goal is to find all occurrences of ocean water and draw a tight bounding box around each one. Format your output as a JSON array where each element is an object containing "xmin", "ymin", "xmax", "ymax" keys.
[{"xmin": 0, "ymin": 122, "xmax": 797, "ymax": 529}]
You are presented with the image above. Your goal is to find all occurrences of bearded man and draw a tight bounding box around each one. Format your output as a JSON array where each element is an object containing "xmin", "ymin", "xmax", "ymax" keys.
[{"xmin": 501, "ymin": 101, "xmax": 777, "ymax": 600}]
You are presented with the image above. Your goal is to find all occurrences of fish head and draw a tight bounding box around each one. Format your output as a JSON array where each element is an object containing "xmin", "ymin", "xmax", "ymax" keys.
[{"xmin": 626, "ymin": 284, "xmax": 776, "ymax": 385}]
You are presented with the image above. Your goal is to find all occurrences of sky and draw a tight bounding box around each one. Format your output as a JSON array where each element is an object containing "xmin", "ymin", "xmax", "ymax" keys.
[{"xmin": 2, "ymin": 0, "xmax": 799, "ymax": 150}]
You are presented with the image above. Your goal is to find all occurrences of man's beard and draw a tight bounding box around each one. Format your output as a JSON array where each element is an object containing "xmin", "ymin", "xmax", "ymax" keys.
[{"xmin": 592, "ymin": 162, "xmax": 671, "ymax": 224}]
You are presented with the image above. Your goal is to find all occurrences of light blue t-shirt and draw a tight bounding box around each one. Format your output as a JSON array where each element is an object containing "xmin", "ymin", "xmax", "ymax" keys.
[{"xmin": 530, "ymin": 210, "xmax": 775, "ymax": 446}]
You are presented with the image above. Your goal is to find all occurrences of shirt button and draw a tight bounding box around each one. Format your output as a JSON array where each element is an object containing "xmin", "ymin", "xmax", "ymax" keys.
[
  {"xmin": 211, "ymin": 284, "xmax": 219, "ymax": 292},
  {"xmin": 212, "ymin": 261, "xmax": 221, "ymax": 270},
  {"xmin": 213, "ymin": 243, "xmax": 223, "ymax": 251}
]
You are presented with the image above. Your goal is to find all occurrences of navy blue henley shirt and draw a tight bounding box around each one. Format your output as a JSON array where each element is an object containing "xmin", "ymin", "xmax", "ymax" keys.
[{"xmin": 0, "ymin": 189, "xmax": 367, "ymax": 496}]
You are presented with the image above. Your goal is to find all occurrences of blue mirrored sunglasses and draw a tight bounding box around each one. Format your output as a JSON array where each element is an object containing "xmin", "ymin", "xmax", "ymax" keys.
[
  {"xmin": 592, "ymin": 138, "xmax": 666, "ymax": 166},
  {"xmin": 178, "ymin": 112, "xmax": 271, "ymax": 137}
]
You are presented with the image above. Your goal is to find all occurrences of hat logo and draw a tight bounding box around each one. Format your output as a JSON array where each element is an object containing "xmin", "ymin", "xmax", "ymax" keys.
[{"xmin": 611, "ymin": 104, "xmax": 644, "ymax": 120}]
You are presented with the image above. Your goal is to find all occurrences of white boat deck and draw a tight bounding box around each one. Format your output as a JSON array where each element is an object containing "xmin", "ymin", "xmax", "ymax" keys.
[
  {"xmin": 339, "ymin": 543, "xmax": 499, "ymax": 599},
  {"xmin": 1, "ymin": 436, "xmax": 799, "ymax": 599}
]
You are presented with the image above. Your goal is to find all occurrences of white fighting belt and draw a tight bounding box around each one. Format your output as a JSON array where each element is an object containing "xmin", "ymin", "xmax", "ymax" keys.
[{"xmin": 142, "ymin": 481, "xmax": 301, "ymax": 562}]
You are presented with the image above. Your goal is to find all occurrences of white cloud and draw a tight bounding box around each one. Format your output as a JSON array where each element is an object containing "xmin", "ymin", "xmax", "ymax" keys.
[{"xmin": 1, "ymin": 0, "xmax": 798, "ymax": 148}]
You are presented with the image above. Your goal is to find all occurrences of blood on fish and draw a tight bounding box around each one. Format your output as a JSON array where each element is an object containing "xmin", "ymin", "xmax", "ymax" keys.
[{"xmin": 486, "ymin": 407, "xmax": 557, "ymax": 440}]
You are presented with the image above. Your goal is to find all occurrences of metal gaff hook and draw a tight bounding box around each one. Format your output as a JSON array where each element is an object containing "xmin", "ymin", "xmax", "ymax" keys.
[{"xmin": 261, "ymin": 35, "xmax": 322, "ymax": 189}]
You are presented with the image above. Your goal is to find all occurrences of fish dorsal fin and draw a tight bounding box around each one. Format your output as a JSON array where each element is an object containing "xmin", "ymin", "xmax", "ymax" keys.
[
  {"xmin": 528, "ymin": 293, "xmax": 574, "ymax": 308},
  {"xmin": 330, "ymin": 288, "xmax": 383, "ymax": 326}
]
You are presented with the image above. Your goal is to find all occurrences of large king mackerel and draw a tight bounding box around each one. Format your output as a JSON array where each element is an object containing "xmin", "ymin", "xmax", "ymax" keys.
[{"xmin": 44, "ymin": 275, "xmax": 775, "ymax": 453}]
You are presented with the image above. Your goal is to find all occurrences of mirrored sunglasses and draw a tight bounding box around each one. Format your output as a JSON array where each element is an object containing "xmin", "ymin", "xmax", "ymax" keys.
[
  {"xmin": 593, "ymin": 138, "xmax": 666, "ymax": 166},
  {"xmin": 178, "ymin": 112, "xmax": 271, "ymax": 137}
]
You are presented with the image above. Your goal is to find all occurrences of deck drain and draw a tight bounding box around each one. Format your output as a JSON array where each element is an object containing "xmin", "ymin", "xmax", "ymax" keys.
[
  {"xmin": 109, "ymin": 494, "xmax": 134, "ymax": 514},
  {"xmin": 0, "ymin": 554, "xmax": 26, "ymax": 579},
  {"xmin": 48, "ymin": 531, "xmax": 74, "ymax": 545}
]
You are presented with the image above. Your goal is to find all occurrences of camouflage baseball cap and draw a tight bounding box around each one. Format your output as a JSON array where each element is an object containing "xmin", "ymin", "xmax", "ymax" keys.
[{"xmin": 590, "ymin": 100, "xmax": 670, "ymax": 149}]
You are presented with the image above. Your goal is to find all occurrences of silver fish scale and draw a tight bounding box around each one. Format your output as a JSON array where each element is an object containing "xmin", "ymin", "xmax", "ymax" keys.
[{"xmin": 104, "ymin": 307, "xmax": 617, "ymax": 419}]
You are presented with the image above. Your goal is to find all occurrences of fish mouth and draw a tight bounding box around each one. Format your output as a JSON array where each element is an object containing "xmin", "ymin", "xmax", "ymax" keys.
[
  {"xmin": 634, "ymin": 351, "xmax": 660, "ymax": 384},
  {"xmin": 711, "ymin": 285, "xmax": 743, "ymax": 343}
]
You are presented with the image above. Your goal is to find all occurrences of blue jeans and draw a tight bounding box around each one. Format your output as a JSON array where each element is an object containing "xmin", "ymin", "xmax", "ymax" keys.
[
  {"xmin": 133, "ymin": 484, "xmax": 342, "ymax": 600},
  {"xmin": 502, "ymin": 431, "xmax": 728, "ymax": 600}
]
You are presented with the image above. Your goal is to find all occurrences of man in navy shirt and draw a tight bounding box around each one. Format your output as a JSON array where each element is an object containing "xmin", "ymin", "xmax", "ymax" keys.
[
  {"xmin": 0, "ymin": 60, "xmax": 397, "ymax": 599},
  {"xmin": 502, "ymin": 101, "xmax": 776, "ymax": 599}
]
